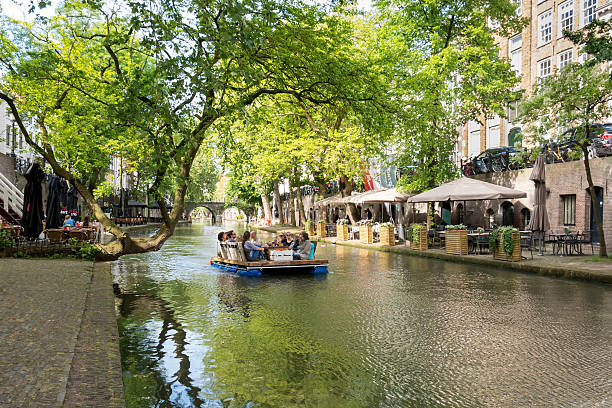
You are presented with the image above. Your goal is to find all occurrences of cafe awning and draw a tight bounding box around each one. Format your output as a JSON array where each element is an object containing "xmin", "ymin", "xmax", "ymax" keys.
[
  {"xmin": 406, "ymin": 177, "xmax": 526, "ymax": 203},
  {"xmin": 314, "ymin": 194, "xmax": 344, "ymax": 207},
  {"xmin": 358, "ymin": 188, "xmax": 412, "ymax": 203},
  {"xmin": 342, "ymin": 188, "xmax": 386, "ymax": 204}
]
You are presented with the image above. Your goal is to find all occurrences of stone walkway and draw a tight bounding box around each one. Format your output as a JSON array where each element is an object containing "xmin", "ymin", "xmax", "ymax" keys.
[{"xmin": 0, "ymin": 259, "xmax": 124, "ymax": 407}]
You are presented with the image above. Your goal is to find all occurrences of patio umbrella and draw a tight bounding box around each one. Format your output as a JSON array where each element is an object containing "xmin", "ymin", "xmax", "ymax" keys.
[
  {"xmin": 358, "ymin": 188, "xmax": 411, "ymax": 203},
  {"xmin": 20, "ymin": 162, "xmax": 45, "ymax": 239},
  {"xmin": 45, "ymin": 175, "xmax": 63, "ymax": 229},
  {"xmin": 406, "ymin": 177, "xmax": 526, "ymax": 202},
  {"xmin": 527, "ymin": 155, "xmax": 550, "ymax": 254}
]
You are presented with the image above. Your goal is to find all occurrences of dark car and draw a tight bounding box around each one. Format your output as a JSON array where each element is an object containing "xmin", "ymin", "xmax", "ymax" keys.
[
  {"xmin": 553, "ymin": 123, "xmax": 612, "ymax": 160},
  {"xmin": 462, "ymin": 146, "xmax": 524, "ymax": 175}
]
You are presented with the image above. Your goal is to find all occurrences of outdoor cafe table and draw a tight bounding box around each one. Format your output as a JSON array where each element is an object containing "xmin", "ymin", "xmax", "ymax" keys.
[
  {"xmin": 46, "ymin": 228, "xmax": 94, "ymax": 243},
  {"xmin": 549, "ymin": 232, "xmax": 582, "ymax": 256}
]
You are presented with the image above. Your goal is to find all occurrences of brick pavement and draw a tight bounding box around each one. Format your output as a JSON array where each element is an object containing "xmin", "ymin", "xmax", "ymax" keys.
[{"xmin": 0, "ymin": 259, "xmax": 125, "ymax": 407}]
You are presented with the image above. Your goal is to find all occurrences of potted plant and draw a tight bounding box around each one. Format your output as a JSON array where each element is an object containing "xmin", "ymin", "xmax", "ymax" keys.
[
  {"xmin": 378, "ymin": 222, "xmax": 395, "ymax": 246},
  {"xmin": 316, "ymin": 220, "xmax": 327, "ymax": 238},
  {"xmin": 490, "ymin": 226, "xmax": 521, "ymax": 261},
  {"xmin": 445, "ymin": 224, "xmax": 468, "ymax": 255},
  {"xmin": 358, "ymin": 219, "xmax": 373, "ymax": 244},
  {"xmin": 407, "ymin": 223, "xmax": 427, "ymax": 250},
  {"xmin": 336, "ymin": 219, "xmax": 350, "ymax": 241},
  {"xmin": 305, "ymin": 220, "xmax": 315, "ymax": 236}
]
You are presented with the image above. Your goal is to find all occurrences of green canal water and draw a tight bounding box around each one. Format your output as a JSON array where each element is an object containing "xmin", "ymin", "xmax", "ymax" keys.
[{"xmin": 112, "ymin": 223, "xmax": 612, "ymax": 407}]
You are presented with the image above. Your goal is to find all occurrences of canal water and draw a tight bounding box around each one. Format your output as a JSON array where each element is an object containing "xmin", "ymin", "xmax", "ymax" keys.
[{"xmin": 112, "ymin": 223, "xmax": 612, "ymax": 408}]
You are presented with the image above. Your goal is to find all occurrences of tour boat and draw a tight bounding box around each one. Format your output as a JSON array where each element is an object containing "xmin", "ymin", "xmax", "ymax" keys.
[{"xmin": 211, "ymin": 241, "xmax": 329, "ymax": 277}]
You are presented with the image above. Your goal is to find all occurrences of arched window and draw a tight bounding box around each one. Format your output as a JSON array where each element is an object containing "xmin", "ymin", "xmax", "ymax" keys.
[
  {"xmin": 457, "ymin": 203, "xmax": 465, "ymax": 224},
  {"xmin": 508, "ymin": 127, "xmax": 522, "ymax": 147},
  {"xmin": 521, "ymin": 208, "xmax": 531, "ymax": 230},
  {"xmin": 501, "ymin": 201, "xmax": 514, "ymax": 226},
  {"xmin": 486, "ymin": 208, "xmax": 495, "ymax": 229}
]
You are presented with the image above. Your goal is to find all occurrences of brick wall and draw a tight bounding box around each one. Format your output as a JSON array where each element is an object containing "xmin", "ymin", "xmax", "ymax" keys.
[{"xmin": 470, "ymin": 157, "xmax": 612, "ymax": 252}]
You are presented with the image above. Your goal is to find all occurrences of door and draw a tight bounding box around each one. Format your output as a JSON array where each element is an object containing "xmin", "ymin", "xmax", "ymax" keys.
[
  {"xmin": 502, "ymin": 202, "xmax": 514, "ymax": 226},
  {"xmin": 441, "ymin": 202, "xmax": 451, "ymax": 225},
  {"xmin": 589, "ymin": 187, "xmax": 604, "ymax": 244}
]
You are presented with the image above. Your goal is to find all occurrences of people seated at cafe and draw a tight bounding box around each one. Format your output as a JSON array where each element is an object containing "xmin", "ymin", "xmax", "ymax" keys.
[
  {"xmin": 243, "ymin": 231, "xmax": 265, "ymax": 260},
  {"xmin": 78, "ymin": 216, "xmax": 90, "ymax": 228},
  {"xmin": 293, "ymin": 232, "xmax": 312, "ymax": 260},
  {"xmin": 63, "ymin": 215, "xmax": 76, "ymax": 228}
]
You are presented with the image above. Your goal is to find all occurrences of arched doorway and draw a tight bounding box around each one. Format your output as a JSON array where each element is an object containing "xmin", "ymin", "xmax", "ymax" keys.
[
  {"xmin": 589, "ymin": 187, "xmax": 604, "ymax": 244},
  {"xmin": 501, "ymin": 201, "xmax": 514, "ymax": 226},
  {"xmin": 456, "ymin": 203, "xmax": 465, "ymax": 224},
  {"xmin": 508, "ymin": 127, "xmax": 521, "ymax": 147},
  {"xmin": 486, "ymin": 208, "xmax": 495, "ymax": 229},
  {"xmin": 520, "ymin": 208, "xmax": 531, "ymax": 230}
]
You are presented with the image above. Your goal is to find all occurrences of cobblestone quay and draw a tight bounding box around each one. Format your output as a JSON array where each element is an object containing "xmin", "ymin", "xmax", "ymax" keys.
[{"xmin": 0, "ymin": 259, "xmax": 124, "ymax": 407}]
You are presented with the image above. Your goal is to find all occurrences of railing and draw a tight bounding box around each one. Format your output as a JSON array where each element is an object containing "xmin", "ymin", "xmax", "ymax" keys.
[{"xmin": 0, "ymin": 172, "xmax": 24, "ymax": 218}]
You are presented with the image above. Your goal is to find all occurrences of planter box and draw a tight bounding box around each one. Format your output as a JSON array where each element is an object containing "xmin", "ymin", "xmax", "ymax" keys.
[
  {"xmin": 410, "ymin": 229, "xmax": 428, "ymax": 250},
  {"xmin": 493, "ymin": 232, "xmax": 521, "ymax": 262},
  {"xmin": 316, "ymin": 223, "xmax": 327, "ymax": 238},
  {"xmin": 306, "ymin": 224, "xmax": 315, "ymax": 236},
  {"xmin": 337, "ymin": 224, "xmax": 349, "ymax": 241},
  {"xmin": 359, "ymin": 225, "xmax": 373, "ymax": 244},
  {"xmin": 445, "ymin": 229, "xmax": 468, "ymax": 255},
  {"xmin": 380, "ymin": 226, "xmax": 395, "ymax": 246}
]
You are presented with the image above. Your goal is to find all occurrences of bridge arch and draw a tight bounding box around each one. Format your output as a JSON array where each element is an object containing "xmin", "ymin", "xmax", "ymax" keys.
[{"xmin": 184, "ymin": 201, "xmax": 225, "ymax": 223}]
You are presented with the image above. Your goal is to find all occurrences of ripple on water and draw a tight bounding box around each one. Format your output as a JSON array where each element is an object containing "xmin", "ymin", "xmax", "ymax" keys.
[{"xmin": 113, "ymin": 224, "xmax": 612, "ymax": 408}]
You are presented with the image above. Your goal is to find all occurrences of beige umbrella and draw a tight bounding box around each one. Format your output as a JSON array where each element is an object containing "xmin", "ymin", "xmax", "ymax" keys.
[
  {"xmin": 359, "ymin": 188, "xmax": 412, "ymax": 203},
  {"xmin": 406, "ymin": 177, "xmax": 526, "ymax": 203},
  {"xmin": 345, "ymin": 188, "xmax": 386, "ymax": 204},
  {"xmin": 527, "ymin": 155, "xmax": 550, "ymax": 254}
]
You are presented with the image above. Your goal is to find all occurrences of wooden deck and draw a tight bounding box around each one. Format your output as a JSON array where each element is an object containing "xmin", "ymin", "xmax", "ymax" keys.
[{"xmin": 211, "ymin": 257, "xmax": 328, "ymax": 268}]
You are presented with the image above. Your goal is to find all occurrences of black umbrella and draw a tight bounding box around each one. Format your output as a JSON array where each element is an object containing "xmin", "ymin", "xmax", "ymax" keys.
[
  {"xmin": 66, "ymin": 184, "xmax": 79, "ymax": 216},
  {"xmin": 45, "ymin": 175, "xmax": 63, "ymax": 229},
  {"xmin": 21, "ymin": 162, "xmax": 45, "ymax": 239}
]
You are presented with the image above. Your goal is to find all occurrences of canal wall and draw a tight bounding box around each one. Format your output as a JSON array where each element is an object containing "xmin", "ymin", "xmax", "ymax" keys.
[
  {"xmin": 0, "ymin": 259, "xmax": 125, "ymax": 407},
  {"xmin": 252, "ymin": 225, "xmax": 612, "ymax": 284}
]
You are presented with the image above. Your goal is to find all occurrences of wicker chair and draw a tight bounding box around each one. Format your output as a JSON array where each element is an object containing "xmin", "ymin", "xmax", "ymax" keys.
[
  {"xmin": 68, "ymin": 230, "xmax": 89, "ymax": 242},
  {"xmin": 46, "ymin": 230, "xmax": 66, "ymax": 244}
]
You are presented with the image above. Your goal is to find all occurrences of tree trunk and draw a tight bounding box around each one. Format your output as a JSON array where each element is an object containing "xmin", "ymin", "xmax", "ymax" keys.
[
  {"xmin": 581, "ymin": 143, "xmax": 608, "ymax": 257},
  {"xmin": 273, "ymin": 180, "xmax": 284, "ymax": 224},
  {"xmin": 296, "ymin": 186, "xmax": 306, "ymax": 226},
  {"xmin": 288, "ymin": 183, "xmax": 296, "ymax": 226},
  {"xmin": 260, "ymin": 194, "xmax": 272, "ymax": 221}
]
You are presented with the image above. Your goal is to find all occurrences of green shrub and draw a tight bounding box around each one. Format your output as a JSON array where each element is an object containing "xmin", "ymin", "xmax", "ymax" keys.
[
  {"xmin": 489, "ymin": 226, "xmax": 518, "ymax": 255},
  {"xmin": 446, "ymin": 224, "xmax": 466, "ymax": 230}
]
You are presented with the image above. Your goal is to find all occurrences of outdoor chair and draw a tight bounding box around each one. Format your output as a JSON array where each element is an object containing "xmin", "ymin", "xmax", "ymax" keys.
[
  {"xmin": 576, "ymin": 231, "xmax": 595, "ymax": 255},
  {"xmin": 520, "ymin": 232, "xmax": 533, "ymax": 260},
  {"xmin": 476, "ymin": 233, "xmax": 490, "ymax": 254},
  {"xmin": 68, "ymin": 230, "xmax": 89, "ymax": 242},
  {"xmin": 46, "ymin": 230, "xmax": 65, "ymax": 244}
]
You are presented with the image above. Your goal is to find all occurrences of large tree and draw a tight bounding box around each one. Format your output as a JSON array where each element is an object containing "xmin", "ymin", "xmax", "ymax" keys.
[{"xmin": 0, "ymin": 0, "xmax": 366, "ymax": 258}]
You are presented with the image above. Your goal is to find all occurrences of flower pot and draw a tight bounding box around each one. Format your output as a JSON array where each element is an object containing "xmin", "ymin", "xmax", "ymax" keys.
[
  {"xmin": 359, "ymin": 225, "xmax": 373, "ymax": 244},
  {"xmin": 316, "ymin": 223, "xmax": 327, "ymax": 238},
  {"xmin": 337, "ymin": 224, "xmax": 349, "ymax": 241},
  {"xmin": 380, "ymin": 226, "xmax": 395, "ymax": 246},
  {"xmin": 410, "ymin": 229, "xmax": 428, "ymax": 250},
  {"xmin": 445, "ymin": 229, "xmax": 468, "ymax": 255},
  {"xmin": 493, "ymin": 232, "xmax": 521, "ymax": 262}
]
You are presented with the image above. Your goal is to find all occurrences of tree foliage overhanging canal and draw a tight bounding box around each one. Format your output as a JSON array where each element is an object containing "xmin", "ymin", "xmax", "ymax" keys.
[{"xmin": 4, "ymin": 0, "xmax": 604, "ymax": 258}]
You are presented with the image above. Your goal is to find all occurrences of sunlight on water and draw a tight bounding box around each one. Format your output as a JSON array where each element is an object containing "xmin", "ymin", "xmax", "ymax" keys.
[{"xmin": 113, "ymin": 223, "xmax": 612, "ymax": 407}]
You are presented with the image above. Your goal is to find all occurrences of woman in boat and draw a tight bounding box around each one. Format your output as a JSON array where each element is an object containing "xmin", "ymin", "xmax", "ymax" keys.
[
  {"xmin": 243, "ymin": 231, "xmax": 265, "ymax": 260},
  {"xmin": 226, "ymin": 230, "xmax": 237, "ymax": 242},
  {"xmin": 293, "ymin": 232, "xmax": 312, "ymax": 260},
  {"xmin": 217, "ymin": 231, "xmax": 226, "ymax": 257}
]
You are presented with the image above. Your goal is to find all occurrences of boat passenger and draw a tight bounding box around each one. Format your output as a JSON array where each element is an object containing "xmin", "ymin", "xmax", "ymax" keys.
[
  {"xmin": 280, "ymin": 233, "xmax": 292, "ymax": 247},
  {"xmin": 293, "ymin": 232, "xmax": 311, "ymax": 260},
  {"xmin": 217, "ymin": 231, "xmax": 226, "ymax": 257},
  {"xmin": 63, "ymin": 215, "xmax": 76, "ymax": 228},
  {"xmin": 243, "ymin": 231, "xmax": 265, "ymax": 260},
  {"xmin": 226, "ymin": 230, "xmax": 236, "ymax": 242}
]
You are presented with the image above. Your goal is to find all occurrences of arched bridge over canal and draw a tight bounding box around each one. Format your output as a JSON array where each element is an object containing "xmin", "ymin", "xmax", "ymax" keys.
[{"xmin": 184, "ymin": 201, "xmax": 226, "ymax": 223}]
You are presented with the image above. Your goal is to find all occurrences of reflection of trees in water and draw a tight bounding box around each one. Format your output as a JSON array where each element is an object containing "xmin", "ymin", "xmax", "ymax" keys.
[
  {"xmin": 119, "ymin": 291, "xmax": 205, "ymax": 407},
  {"xmin": 215, "ymin": 275, "xmax": 253, "ymax": 319}
]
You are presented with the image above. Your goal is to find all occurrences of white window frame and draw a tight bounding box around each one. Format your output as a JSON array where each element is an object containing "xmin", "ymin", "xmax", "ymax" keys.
[
  {"xmin": 558, "ymin": 0, "xmax": 574, "ymax": 35},
  {"xmin": 487, "ymin": 115, "xmax": 501, "ymax": 149},
  {"xmin": 558, "ymin": 49, "xmax": 573, "ymax": 70},
  {"xmin": 509, "ymin": 34, "xmax": 522, "ymax": 74},
  {"xmin": 513, "ymin": 0, "xmax": 522, "ymax": 16},
  {"xmin": 538, "ymin": 10, "xmax": 553, "ymax": 47},
  {"xmin": 538, "ymin": 57, "xmax": 552, "ymax": 81},
  {"xmin": 582, "ymin": 0, "xmax": 596, "ymax": 27}
]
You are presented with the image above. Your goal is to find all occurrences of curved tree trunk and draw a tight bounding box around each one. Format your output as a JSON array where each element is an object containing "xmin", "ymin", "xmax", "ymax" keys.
[
  {"xmin": 273, "ymin": 180, "xmax": 284, "ymax": 224},
  {"xmin": 260, "ymin": 194, "xmax": 272, "ymax": 221}
]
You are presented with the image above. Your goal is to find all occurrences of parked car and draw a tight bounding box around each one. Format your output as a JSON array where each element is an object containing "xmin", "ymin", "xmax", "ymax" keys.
[
  {"xmin": 555, "ymin": 123, "xmax": 612, "ymax": 160},
  {"xmin": 462, "ymin": 147, "xmax": 524, "ymax": 175}
]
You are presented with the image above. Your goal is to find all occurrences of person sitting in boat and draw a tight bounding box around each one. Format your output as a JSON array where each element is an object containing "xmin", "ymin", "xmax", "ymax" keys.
[
  {"xmin": 280, "ymin": 232, "xmax": 293, "ymax": 247},
  {"xmin": 217, "ymin": 231, "xmax": 226, "ymax": 257},
  {"xmin": 226, "ymin": 230, "xmax": 236, "ymax": 242},
  {"xmin": 293, "ymin": 232, "xmax": 312, "ymax": 260},
  {"xmin": 243, "ymin": 231, "xmax": 265, "ymax": 260}
]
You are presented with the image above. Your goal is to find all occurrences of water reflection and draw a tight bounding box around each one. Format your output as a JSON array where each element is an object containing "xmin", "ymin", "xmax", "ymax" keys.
[{"xmin": 114, "ymin": 223, "xmax": 612, "ymax": 407}]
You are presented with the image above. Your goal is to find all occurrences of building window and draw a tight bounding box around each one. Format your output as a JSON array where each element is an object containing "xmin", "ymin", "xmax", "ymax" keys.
[
  {"xmin": 562, "ymin": 194, "xmax": 576, "ymax": 225},
  {"xmin": 487, "ymin": 115, "xmax": 500, "ymax": 149},
  {"xmin": 538, "ymin": 10, "xmax": 553, "ymax": 46},
  {"xmin": 582, "ymin": 0, "xmax": 596, "ymax": 26},
  {"xmin": 521, "ymin": 208, "xmax": 531, "ymax": 230},
  {"xmin": 513, "ymin": 0, "xmax": 522, "ymax": 16},
  {"xmin": 508, "ymin": 102, "xmax": 520, "ymax": 123},
  {"xmin": 559, "ymin": 0, "xmax": 574, "ymax": 34},
  {"xmin": 510, "ymin": 34, "xmax": 522, "ymax": 74},
  {"xmin": 538, "ymin": 57, "xmax": 552, "ymax": 81},
  {"xmin": 558, "ymin": 49, "xmax": 573, "ymax": 70}
]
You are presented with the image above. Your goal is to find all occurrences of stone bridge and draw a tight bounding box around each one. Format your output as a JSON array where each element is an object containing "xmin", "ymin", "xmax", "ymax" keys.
[{"xmin": 184, "ymin": 201, "xmax": 226, "ymax": 223}]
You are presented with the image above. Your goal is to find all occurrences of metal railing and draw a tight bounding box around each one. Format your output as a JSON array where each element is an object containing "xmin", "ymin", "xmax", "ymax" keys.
[{"xmin": 0, "ymin": 172, "xmax": 24, "ymax": 218}]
